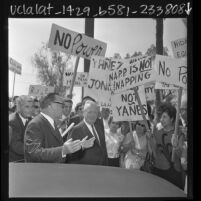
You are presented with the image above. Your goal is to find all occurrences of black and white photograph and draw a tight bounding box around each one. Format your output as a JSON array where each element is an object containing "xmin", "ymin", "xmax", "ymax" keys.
[{"xmin": 4, "ymin": 0, "xmax": 193, "ymax": 199}]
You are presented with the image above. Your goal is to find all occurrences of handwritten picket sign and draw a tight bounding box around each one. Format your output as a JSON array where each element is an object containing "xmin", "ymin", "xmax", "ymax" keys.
[
  {"xmin": 109, "ymin": 56, "xmax": 155, "ymax": 93},
  {"xmin": 84, "ymin": 56, "xmax": 111, "ymax": 106},
  {"xmin": 48, "ymin": 24, "xmax": 107, "ymax": 60},
  {"xmin": 63, "ymin": 71, "xmax": 88, "ymax": 87},
  {"xmin": 171, "ymin": 37, "xmax": 187, "ymax": 58},
  {"xmin": 9, "ymin": 57, "xmax": 22, "ymax": 75},
  {"xmin": 111, "ymin": 85, "xmax": 148, "ymax": 121},
  {"xmin": 28, "ymin": 85, "xmax": 55, "ymax": 97},
  {"xmin": 155, "ymin": 81, "xmax": 179, "ymax": 89},
  {"xmin": 144, "ymin": 82, "xmax": 156, "ymax": 101},
  {"xmin": 154, "ymin": 55, "xmax": 187, "ymax": 89}
]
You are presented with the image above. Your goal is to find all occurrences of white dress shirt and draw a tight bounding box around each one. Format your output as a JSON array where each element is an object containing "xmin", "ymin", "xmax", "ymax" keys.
[
  {"xmin": 40, "ymin": 112, "xmax": 55, "ymax": 129},
  {"xmin": 84, "ymin": 119, "xmax": 100, "ymax": 142},
  {"xmin": 19, "ymin": 114, "xmax": 28, "ymax": 126},
  {"xmin": 41, "ymin": 112, "xmax": 66, "ymax": 158}
]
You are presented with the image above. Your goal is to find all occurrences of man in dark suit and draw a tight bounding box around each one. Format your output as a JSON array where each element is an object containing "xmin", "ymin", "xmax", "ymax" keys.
[
  {"xmin": 24, "ymin": 93, "xmax": 84, "ymax": 163},
  {"xmin": 67, "ymin": 100, "xmax": 108, "ymax": 166},
  {"xmin": 9, "ymin": 95, "xmax": 33, "ymax": 162}
]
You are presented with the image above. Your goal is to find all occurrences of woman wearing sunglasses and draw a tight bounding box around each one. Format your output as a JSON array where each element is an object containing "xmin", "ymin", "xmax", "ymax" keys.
[{"xmin": 120, "ymin": 121, "xmax": 150, "ymax": 170}]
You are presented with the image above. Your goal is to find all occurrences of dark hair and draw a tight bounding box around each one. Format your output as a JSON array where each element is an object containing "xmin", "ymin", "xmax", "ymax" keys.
[
  {"xmin": 108, "ymin": 116, "xmax": 120, "ymax": 127},
  {"xmin": 33, "ymin": 98, "xmax": 39, "ymax": 103},
  {"xmin": 147, "ymin": 103, "xmax": 154, "ymax": 121},
  {"xmin": 40, "ymin": 93, "xmax": 59, "ymax": 109},
  {"xmin": 75, "ymin": 102, "xmax": 82, "ymax": 112},
  {"xmin": 160, "ymin": 103, "xmax": 177, "ymax": 123},
  {"xmin": 134, "ymin": 120, "xmax": 151, "ymax": 131}
]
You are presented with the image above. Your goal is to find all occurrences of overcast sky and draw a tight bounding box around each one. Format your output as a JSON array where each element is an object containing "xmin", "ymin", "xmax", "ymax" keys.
[{"xmin": 8, "ymin": 18, "xmax": 186, "ymax": 109}]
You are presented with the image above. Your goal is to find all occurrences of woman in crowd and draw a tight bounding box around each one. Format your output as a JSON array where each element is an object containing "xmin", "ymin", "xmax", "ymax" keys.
[
  {"xmin": 150, "ymin": 103, "xmax": 185, "ymax": 189},
  {"xmin": 120, "ymin": 120, "xmax": 150, "ymax": 170},
  {"xmin": 105, "ymin": 117, "xmax": 124, "ymax": 167},
  {"xmin": 118, "ymin": 121, "xmax": 130, "ymax": 167}
]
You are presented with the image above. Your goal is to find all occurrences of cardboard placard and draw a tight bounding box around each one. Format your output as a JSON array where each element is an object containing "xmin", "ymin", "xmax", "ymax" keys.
[
  {"xmin": 48, "ymin": 24, "xmax": 107, "ymax": 60},
  {"xmin": 171, "ymin": 38, "xmax": 187, "ymax": 58},
  {"xmin": 28, "ymin": 85, "xmax": 55, "ymax": 97},
  {"xmin": 154, "ymin": 55, "xmax": 187, "ymax": 89},
  {"xmin": 109, "ymin": 56, "xmax": 155, "ymax": 93},
  {"xmin": 84, "ymin": 56, "xmax": 111, "ymax": 106},
  {"xmin": 9, "ymin": 57, "xmax": 22, "ymax": 75},
  {"xmin": 63, "ymin": 72, "xmax": 88, "ymax": 87},
  {"xmin": 111, "ymin": 85, "xmax": 148, "ymax": 121}
]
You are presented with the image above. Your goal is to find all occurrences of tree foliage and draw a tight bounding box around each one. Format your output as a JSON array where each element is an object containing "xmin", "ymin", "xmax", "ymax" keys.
[
  {"xmin": 31, "ymin": 43, "xmax": 72, "ymax": 96},
  {"xmin": 145, "ymin": 44, "xmax": 169, "ymax": 57}
]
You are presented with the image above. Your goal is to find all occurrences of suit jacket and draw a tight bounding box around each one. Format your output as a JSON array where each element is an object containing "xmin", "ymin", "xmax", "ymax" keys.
[
  {"xmin": 24, "ymin": 114, "xmax": 65, "ymax": 163},
  {"xmin": 67, "ymin": 120, "xmax": 108, "ymax": 166},
  {"xmin": 68, "ymin": 115, "xmax": 82, "ymax": 127},
  {"xmin": 9, "ymin": 112, "xmax": 30, "ymax": 162}
]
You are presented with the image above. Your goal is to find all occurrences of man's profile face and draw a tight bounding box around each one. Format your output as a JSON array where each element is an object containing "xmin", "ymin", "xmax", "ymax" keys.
[
  {"xmin": 63, "ymin": 102, "xmax": 72, "ymax": 117},
  {"xmin": 50, "ymin": 95, "xmax": 64, "ymax": 120}
]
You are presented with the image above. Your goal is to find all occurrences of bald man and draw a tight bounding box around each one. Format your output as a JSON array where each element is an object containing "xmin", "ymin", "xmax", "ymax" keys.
[
  {"xmin": 9, "ymin": 95, "xmax": 33, "ymax": 162},
  {"xmin": 67, "ymin": 100, "xmax": 108, "ymax": 165}
]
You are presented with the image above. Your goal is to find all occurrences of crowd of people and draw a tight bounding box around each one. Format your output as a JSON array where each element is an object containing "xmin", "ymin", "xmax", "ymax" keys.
[{"xmin": 8, "ymin": 92, "xmax": 188, "ymax": 194}]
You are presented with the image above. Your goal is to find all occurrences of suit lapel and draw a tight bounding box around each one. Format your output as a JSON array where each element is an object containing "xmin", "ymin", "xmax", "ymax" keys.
[
  {"xmin": 16, "ymin": 113, "xmax": 26, "ymax": 132},
  {"xmin": 40, "ymin": 114, "xmax": 63, "ymax": 144},
  {"xmin": 81, "ymin": 122, "xmax": 94, "ymax": 139},
  {"xmin": 94, "ymin": 124, "xmax": 103, "ymax": 147}
]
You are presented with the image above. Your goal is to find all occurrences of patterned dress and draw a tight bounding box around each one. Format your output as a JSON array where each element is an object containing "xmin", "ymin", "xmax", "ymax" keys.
[{"xmin": 124, "ymin": 131, "xmax": 148, "ymax": 170}]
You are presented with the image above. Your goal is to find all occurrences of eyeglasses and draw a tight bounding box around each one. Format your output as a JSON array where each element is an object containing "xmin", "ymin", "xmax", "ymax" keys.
[{"xmin": 53, "ymin": 101, "xmax": 64, "ymax": 108}]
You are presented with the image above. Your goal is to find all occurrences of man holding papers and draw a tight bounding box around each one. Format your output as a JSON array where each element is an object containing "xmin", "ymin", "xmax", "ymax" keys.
[
  {"xmin": 67, "ymin": 100, "xmax": 108, "ymax": 165},
  {"xmin": 24, "ymin": 93, "xmax": 92, "ymax": 163}
]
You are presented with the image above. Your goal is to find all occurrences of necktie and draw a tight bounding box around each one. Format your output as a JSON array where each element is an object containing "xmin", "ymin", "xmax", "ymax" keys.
[
  {"xmin": 25, "ymin": 119, "xmax": 29, "ymax": 128},
  {"xmin": 91, "ymin": 125, "xmax": 100, "ymax": 145},
  {"xmin": 54, "ymin": 122, "xmax": 62, "ymax": 136}
]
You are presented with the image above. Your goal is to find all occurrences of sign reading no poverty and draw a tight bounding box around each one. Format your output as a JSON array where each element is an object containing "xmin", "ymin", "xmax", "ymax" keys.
[{"xmin": 48, "ymin": 24, "xmax": 107, "ymax": 60}]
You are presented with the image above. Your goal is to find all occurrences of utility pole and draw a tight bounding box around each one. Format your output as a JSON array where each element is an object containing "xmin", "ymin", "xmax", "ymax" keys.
[
  {"xmin": 154, "ymin": 18, "xmax": 164, "ymax": 123},
  {"xmin": 82, "ymin": 18, "xmax": 94, "ymax": 99}
]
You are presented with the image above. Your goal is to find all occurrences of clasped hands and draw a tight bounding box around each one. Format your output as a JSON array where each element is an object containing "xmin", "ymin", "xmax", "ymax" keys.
[{"xmin": 62, "ymin": 136, "xmax": 95, "ymax": 155}]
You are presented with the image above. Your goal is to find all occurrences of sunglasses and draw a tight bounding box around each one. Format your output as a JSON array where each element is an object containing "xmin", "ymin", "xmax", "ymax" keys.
[{"xmin": 136, "ymin": 122, "xmax": 146, "ymax": 128}]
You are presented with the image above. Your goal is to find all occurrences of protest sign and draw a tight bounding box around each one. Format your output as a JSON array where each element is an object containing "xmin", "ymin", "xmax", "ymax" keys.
[
  {"xmin": 48, "ymin": 24, "xmax": 107, "ymax": 60},
  {"xmin": 111, "ymin": 85, "xmax": 148, "ymax": 121},
  {"xmin": 155, "ymin": 82, "xmax": 179, "ymax": 89},
  {"xmin": 171, "ymin": 38, "xmax": 187, "ymax": 58},
  {"xmin": 109, "ymin": 56, "xmax": 155, "ymax": 93},
  {"xmin": 9, "ymin": 57, "xmax": 22, "ymax": 75},
  {"xmin": 63, "ymin": 72, "xmax": 88, "ymax": 87},
  {"xmin": 154, "ymin": 55, "xmax": 187, "ymax": 89},
  {"xmin": 28, "ymin": 85, "xmax": 55, "ymax": 97},
  {"xmin": 144, "ymin": 83, "xmax": 156, "ymax": 101},
  {"xmin": 84, "ymin": 56, "xmax": 111, "ymax": 106}
]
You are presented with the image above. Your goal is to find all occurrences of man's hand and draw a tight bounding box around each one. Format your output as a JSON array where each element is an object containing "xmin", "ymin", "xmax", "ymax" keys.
[
  {"xmin": 81, "ymin": 136, "xmax": 95, "ymax": 149},
  {"xmin": 62, "ymin": 138, "xmax": 82, "ymax": 155},
  {"xmin": 171, "ymin": 134, "xmax": 179, "ymax": 147}
]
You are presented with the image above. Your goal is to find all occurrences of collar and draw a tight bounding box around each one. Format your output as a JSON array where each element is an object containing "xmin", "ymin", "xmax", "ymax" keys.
[
  {"xmin": 83, "ymin": 119, "xmax": 94, "ymax": 134},
  {"xmin": 18, "ymin": 113, "xmax": 28, "ymax": 126},
  {"xmin": 41, "ymin": 112, "xmax": 55, "ymax": 129}
]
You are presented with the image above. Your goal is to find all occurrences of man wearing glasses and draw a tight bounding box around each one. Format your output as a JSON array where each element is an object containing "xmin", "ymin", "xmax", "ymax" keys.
[{"xmin": 24, "ymin": 93, "xmax": 84, "ymax": 163}]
